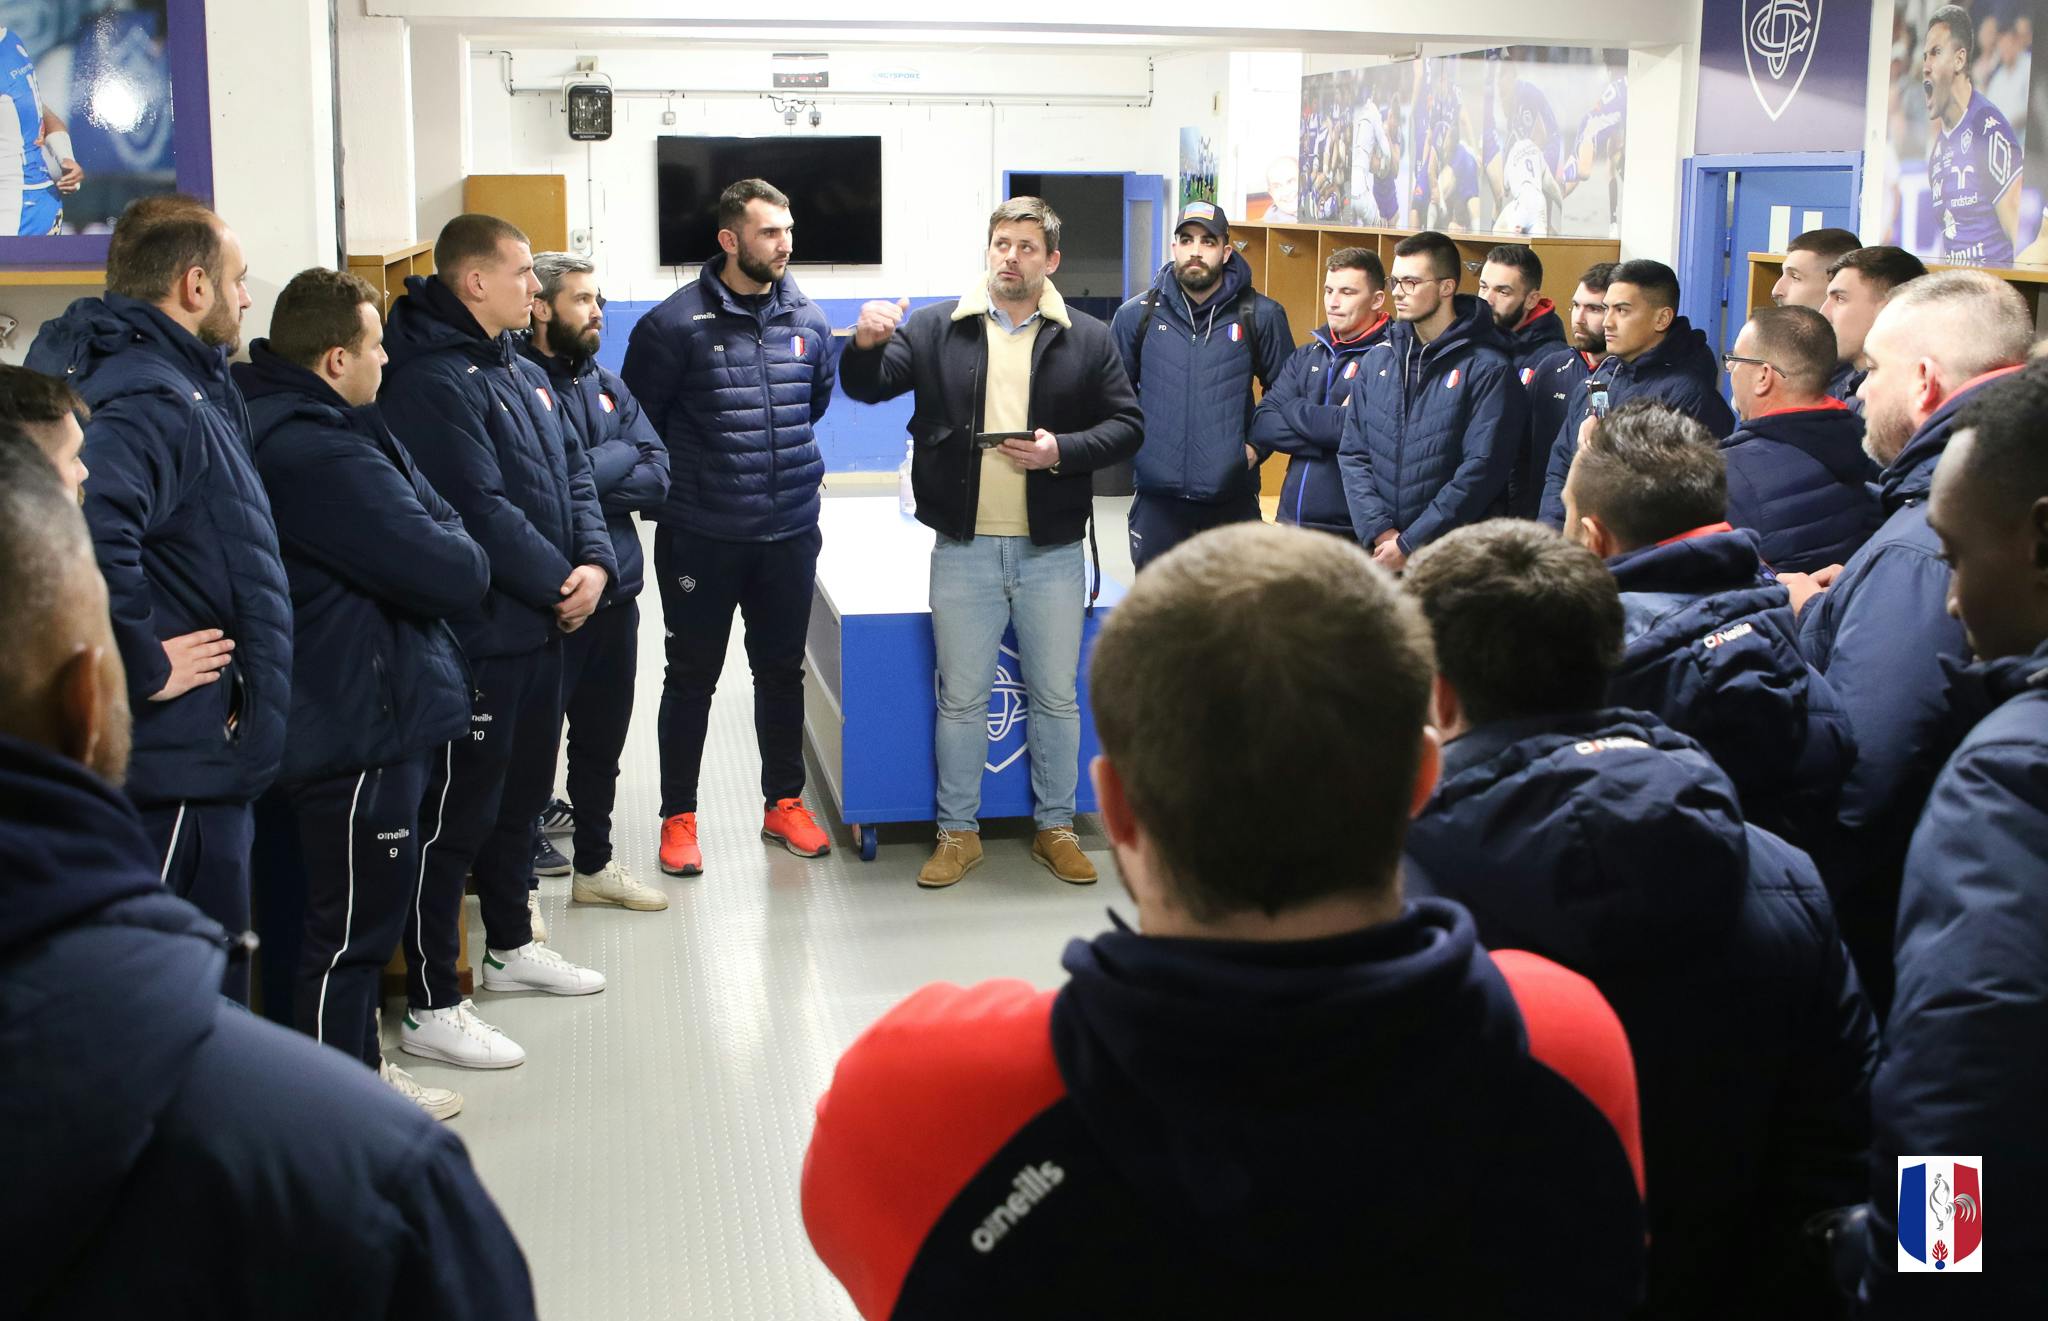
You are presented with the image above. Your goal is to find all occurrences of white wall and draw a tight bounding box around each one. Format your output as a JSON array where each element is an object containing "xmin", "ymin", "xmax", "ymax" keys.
[
  {"xmin": 413, "ymin": 25, "xmax": 471, "ymax": 238},
  {"xmin": 337, "ymin": 3, "xmax": 417, "ymax": 246},
  {"xmin": 1229, "ymin": 51, "xmax": 1306, "ymax": 218},
  {"xmin": 465, "ymin": 45, "xmax": 1157, "ymax": 303},
  {"xmin": 1619, "ymin": 36, "xmax": 1697, "ymax": 263}
]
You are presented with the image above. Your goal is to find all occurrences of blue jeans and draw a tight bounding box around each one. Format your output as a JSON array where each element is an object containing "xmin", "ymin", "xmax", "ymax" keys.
[{"xmin": 928, "ymin": 534, "xmax": 1084, "ymax": 832}]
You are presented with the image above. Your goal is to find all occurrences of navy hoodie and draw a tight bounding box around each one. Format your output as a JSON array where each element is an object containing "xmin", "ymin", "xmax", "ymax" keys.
[
  {"xmin": 1499, "ymin": 297, "xmax": 1566, "ymax": 370},
  {"xmin": 1406, "ymin": 711, "xmax": 1876, "ymax": 1321},
  {"xmin": 804, "ymin": 900, "xmax": 1648, "ymax": 1317},
  {"xmin": 24, "ymin": 294, "xmax": 292, "ymax": 808},
  {"xmin": 1538, "ymin": 315, "xmax": 1738, "ymax": 526},
  {"xmin": 517, "ymin": 333, "xmax": 669, "ymax": 604},
  {"xmin": 379, "ymin": 275, "xmax": 615, "ymax": 661},
  {"xmin": 0, "ymin": 735, "xmax": 536, "ymax": 1319},
  {"xmin": 1865, "ymin": 639, "xmax": 2048, "ymax": 1312},
  {"xmin": 1247, "ymin": 315, "xmax": 1390, "ymax": 536},
  {"xmin": 1111, "ymin": 252, "xmax": 1294, "ymax": 503},
  {"xmin": 1338, "ymin": 293, "xmax": 1523, "ymax": 553},
  {"xmin": 1511, "ymin": 344, "xmax": 1597, "ymax": 518},
  {"xmin": 1607, "ymin": 525, "xmax": 1856, "ymax": 850},
  {"xmin": 1721, "ymin": 402, "xmax": 1881, "ymax": 573},
  {"xmin": 236, "ymin": 343, "xmax": 489, "ymax": 784}
]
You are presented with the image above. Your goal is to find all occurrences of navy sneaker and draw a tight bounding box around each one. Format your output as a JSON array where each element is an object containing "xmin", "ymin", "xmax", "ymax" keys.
[
  {"xmin": 539, "ymin": 796, "xmax": 576, "ymax": 836},
  {"xmin": 533, "ymin": 829, "xmax": 572, "ymax": 877}
]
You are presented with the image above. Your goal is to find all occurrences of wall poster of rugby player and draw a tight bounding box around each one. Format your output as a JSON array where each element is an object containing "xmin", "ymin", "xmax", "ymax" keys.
[
  {"xmin": 0, "ymin": 0, "xmax": 210, "ymax": 263},
  {"xmin": 1297, "ymin": 46, "xmax": 1628, "ymax": 240}
]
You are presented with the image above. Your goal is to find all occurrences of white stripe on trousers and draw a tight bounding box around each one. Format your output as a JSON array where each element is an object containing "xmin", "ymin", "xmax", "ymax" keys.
[
  {"xmin": 313, "ymin": 770, "xmax": 368, "ymax": 1047},
  {"xmin": 158, "ymin": 801, "xmax": 189, "ymax": 886},
  {"xmin": 414, "ymin": 742, "xmax": 455, "ymax": 1007}
]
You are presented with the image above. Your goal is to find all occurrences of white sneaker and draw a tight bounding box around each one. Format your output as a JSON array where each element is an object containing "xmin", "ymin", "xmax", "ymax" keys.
[
  {"xmin": 571, "ymin": 861, "xmax": 670, "ymax": 911},
  {"xmin": 400, "ymin": 1000, "xmax": 527, "ymax": 1069},
  {"xmin": 528, "ymin": 890, "xmax": 549, "ymax": 944},
  {"xmin": 481, "ymin": 940, "xmax": 607, "ymax": 996},
  {"xmin": 381, "ymin": 1058, "xmax": 464, "ymax": 1120}
]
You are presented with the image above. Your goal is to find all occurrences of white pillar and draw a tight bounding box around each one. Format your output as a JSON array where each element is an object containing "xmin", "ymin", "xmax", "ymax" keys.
[
  {"xmin": 337, "ymin": 2, "xmax": 418, "ymax": 246},
  {"xmin": 411, "ymin": 24, "xmax": 470, "ymax": 240}
]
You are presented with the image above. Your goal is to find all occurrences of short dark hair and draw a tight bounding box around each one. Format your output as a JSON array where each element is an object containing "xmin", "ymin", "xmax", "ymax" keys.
[
  {"xmin": 1746, "ymin": 304, "xmax": 1837, "ymax": 395},
  {"xmin": 268, "ymin": 267, "xmax": 381, "ymax": 369},
  {"xmin": 1405, "ymin": 520, "xmax": 1623, "ymax": 725},
  {"xmin": 1608, "ymin": 258, "xmax": 1680, "ymax": 310},
  {"xmin": 0, "ymin": 365, "xmax": 88, "ymax": 432},
  {"xmin": 104, "ymin": 193, "xmax": 224, "ymax": 302},
  {"xmin": 1951, "ymin": 359, "xmax": 2048, "ymax": 521},
  {"xmin": 1327, "ymin": 246, "xmax": 1385, "ymax": 289},
  {"xmin": 987, "ymin": 196, "xmax": 1063, "ymax": 253},
  {"xmin": 1578, "ymin": 261, "xmax": 1619, "ymax": 294},
  {"xmin": 1568, "ymin": 399, "xmax": 1726, "ymax": 548},
  {"xmin": 433, "ymin": 213, "xmax": 528, "ymax": 277},
  {"xmin": 718, "ymin": 178, "xmax": 791, "ymax": 235},
  {"xmin": 1786, "ymin": 227, "xmax": 1862, "ymax": 263},
  {"xmin": 1483, "ymin": 243, "xmax": 1543, "ymax": 289},
  {"xmin": 1393, "ymin": 229, "xmax": 1461, "ymax": 283},
  {"xmin": 1930, "ymin": 5, "xmax": 1977, "ymax": 65},
  {"xmin": 1089, "ymin": 522, "xmax": 1436, "ymax": 921},
  {"xmin": 1826, "ymin": 244, "xmax": 1928, "ymax": 294}
]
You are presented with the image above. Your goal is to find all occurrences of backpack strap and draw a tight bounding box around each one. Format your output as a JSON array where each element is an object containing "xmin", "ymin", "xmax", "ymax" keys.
[{"xmin": 1129, "ymin": 285, "xmax": 1162, "ymax": 385}]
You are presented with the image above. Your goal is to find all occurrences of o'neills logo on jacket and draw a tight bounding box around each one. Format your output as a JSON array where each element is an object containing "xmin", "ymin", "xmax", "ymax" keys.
[{"xmin": 969, "ymin": 1161, "xmax": 1066, "ymax": 1253}]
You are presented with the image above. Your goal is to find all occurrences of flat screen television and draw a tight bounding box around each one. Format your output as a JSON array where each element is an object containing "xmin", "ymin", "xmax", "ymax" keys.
[{"xmin": 657, "ymin": 135, "xmax": 882, "ymax": 267}]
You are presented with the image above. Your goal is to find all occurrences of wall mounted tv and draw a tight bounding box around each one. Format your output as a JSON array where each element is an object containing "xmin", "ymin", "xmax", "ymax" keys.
[{"xmin": 657, "ymin": 135, "xmax": 883, "ymax": 267}]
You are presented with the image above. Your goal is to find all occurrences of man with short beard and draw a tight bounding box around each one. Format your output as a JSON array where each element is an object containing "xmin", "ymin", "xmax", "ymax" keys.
[
  {"xmin": 519, "ymin": 253, "xmax": 670, "ymax": 912},
  {"xmin": 1110, "ymin": 200, "xmax": 1291, "ymax": 571},
  {"xmin": 1509, "ymin": 261, "xmax": 1613, "ymax": 518},
  {"xmin": 25, "ymin": 193, "xmax": 288, "ymax": 1005}
]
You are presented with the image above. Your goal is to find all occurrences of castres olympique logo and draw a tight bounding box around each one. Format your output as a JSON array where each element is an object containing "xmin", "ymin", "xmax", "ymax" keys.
[
  {"xmin": 1897, "ymin": 1157, "xmax": 1983, "ymax": 1272},
  {"xmin": 1742, "ymin": 0, "xmax": 1821, "ymax": 122},
  {"xmin": 983, "ymin": 643, "xmax": 1031, "ymax": 773}
]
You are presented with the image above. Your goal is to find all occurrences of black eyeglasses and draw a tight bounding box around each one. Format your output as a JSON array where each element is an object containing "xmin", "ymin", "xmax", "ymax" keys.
[{"xmin": 1720, "ymin": 353, "xmax": 1780, "ymax": 375}]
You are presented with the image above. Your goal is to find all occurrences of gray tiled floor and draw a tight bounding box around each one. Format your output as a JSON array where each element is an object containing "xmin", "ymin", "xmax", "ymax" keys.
[{"xmin": 389, "ymin": 494, "xmax": 1140, "ymax": 1319}]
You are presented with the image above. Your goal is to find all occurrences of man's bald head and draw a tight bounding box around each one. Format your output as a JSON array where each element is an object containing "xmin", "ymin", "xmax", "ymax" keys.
[
  {"xmin": 1859, "ymin": 269, "xmax": 2032, "ymax": 468},
  {"xmin": 0, "ymin": 432, "xmax": 129, "ymax": 783}
]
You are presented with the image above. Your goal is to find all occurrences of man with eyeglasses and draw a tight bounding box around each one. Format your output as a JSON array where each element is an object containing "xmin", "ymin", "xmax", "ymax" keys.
[
  {"xmin": 1338, "ymin": 230, "xmax": 1521, "ymax": 572},
  {"xmin": 1717, "ymin": 305, "xmax": 1878, "ymax": 575},
  {"xmin": 1537, "ymin": 259, "xmax": 1732, "ymax": 528}
]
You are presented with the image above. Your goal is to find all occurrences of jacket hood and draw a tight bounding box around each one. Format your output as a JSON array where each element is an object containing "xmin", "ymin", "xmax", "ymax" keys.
[
  {"xmin": 1623, "ymin": 313, "xmax": 1719, "ymax": 385},
  {"xmin": 1310, "ymin": 313, "xmax": 1391, "ymax": 353},
  {"xmin": 1387, "ymin": 292, "xmax": 1503, "ymax": 363},
  {"xmin": 1608, "ymin": 525, "xmax": 1768, "ymax": 599},
  {"xmin": 1884, "ymin": 367, "xmax": 2022, "ymax": 508},
  {"xmin": 515, "ymin": 329, "xmax": 588, "ymax": 382},
  {"xmin": 28, "ymin": 291, "xmax": 233, "ymax": 400},
  {"xmin": 1051, "ymin": 898, "xmax": 1534, "ymax": 1247},
  {"xmin": 0, "ymin": 737, "xmax": 225, "ymax": 1287},
  {"xmin": 1725, "ymin": 402, "xmax": 1873, "ymax": 486},
  {"xmin": 695, "ymin": 252, "xmax": 812, "ymax": 317},
  {"xmin": 1147, "ymin": 250, "xmax": 1254, "ymax": 330},
  {"xmin": 1505, "ymin": 299, "xmax": 1564, "ymax": 351},
  {"xmin": 1936, "ymin": 635, "xmax": 2048, "ymax": 748},
  {"xmin": 235, "ymin": 339, "xmax": 356, "ymax": 420},
  {"xmin": 1411, "ymin": 710, "xmax": 1749, "ymax": 968},
  {"xmin": 383, "ymin": 274, "xmax": 515, "ymax": 374}
]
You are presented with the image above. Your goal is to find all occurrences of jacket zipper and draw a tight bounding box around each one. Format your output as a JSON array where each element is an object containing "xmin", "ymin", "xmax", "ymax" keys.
[{"xmin": 757, "ymin": 321, "xmax": 778, "ymax": 534}]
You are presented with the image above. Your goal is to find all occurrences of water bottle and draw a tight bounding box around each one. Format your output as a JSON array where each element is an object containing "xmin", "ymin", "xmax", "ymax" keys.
[{"xmin": 897, "ymin": 436, "xmax": 916, "ymax": 517}]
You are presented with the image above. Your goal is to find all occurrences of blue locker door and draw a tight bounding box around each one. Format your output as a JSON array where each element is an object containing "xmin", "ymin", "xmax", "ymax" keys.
[{"xmin": 1720, "ymin": 167, "xmax": 1859, "ymax": 356}]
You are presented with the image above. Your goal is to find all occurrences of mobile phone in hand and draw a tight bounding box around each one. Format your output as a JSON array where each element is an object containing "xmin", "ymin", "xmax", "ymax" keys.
[{"xmin": 975, "ymin": 431, "xmax": 1035, "ymax": 449}]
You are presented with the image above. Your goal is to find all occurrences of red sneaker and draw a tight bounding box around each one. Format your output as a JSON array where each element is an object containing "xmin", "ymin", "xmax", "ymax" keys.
[
  {"xmin": 763, "ymin": 798, "xmax": 832, "ymax": 858},
  {"xmin": 659, "ymin": 813, "xmax": 702, "ymax": 876}
]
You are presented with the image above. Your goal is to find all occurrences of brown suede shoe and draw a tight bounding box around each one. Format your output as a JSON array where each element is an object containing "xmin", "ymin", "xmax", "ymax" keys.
[
  {"xmin": 1031, "ymin": 827, "xmax": 1097, "ymax": 885},
  {"xmin": 917, "ymin": 829, "xmax": 983, "ymax": 888}
]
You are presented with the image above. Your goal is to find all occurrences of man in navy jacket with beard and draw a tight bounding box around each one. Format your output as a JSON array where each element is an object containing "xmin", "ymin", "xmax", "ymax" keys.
[
  {"xmin": 1719, "ymin": 305, "xmax": 1879, "ymax": 574},
  {"xmin": 0, "ymin": 437, "xmax": 536, "ymax": 1319},
  {"xmin": 1562, "ymin": 399, "xmax": 1854, "ymax": 852},
  {"xmin": 1338, "ymin": 229, "xmax": 1522, "ymax": 570},
  {"xmin": 380, "ymin": 214, "xmax": 617, "ymax": 1071},
  {"xmin": 238, "ymin": 267, "xmax": 489, "ymax": 1118},
  {"xmin": 1402, "ymin": 520, "xmax": 1876, "ymax": 1321},
  {"xmin": 521, "ymin": 252, "xmax": 670, "ymax": 913},
  {"xmin": 1249, "ymin": 246, "xmax": 1390, "ymax": 537},
  {"xmin": 1538, "ymin": 260, "xmax": 1735, "ymax": 527},
  {"xmin": 804, "ymin": 523, "xmax": 1648, "ymax": 1317},
  {"xmin": 25, "ymin": 194, "xmax": 287, "ymax": 1005},
  {"xmin": 1781, "ymin": 270, "xmax": 2031, "ymax": 1018},
  {"xmin": 1110, "ymin": 200, "xmax": 1292, "ymax": 570}
]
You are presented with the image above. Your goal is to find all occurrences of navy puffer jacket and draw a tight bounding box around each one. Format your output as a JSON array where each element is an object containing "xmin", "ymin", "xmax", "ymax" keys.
[
  {"xmin": 1500, "ymin": 298, "xmax": 1566, "ymax": 370},
  {"xmin": 1607, "ymin": 526, "xmax": 1855, "ymax": 850},
  {"xmin": 1248, "ymin": 316, "xmax": 1389, "ymax": 536},
  {"xmin": 0, "ymin": 736, "xmax": 536, "ymax": 1320},
  {"xmin": 620, "ymin": 254, "xmax": 833, "ymax": 542},
  {"xmin": 1864, "ymin": 640, "xmax": 2048, "ymax": 1314},
  {"xmin": 1110, "ymin": 252, "xmax": 1293, "ymax": 503},
  {"xmin": 518, "ymin": 336, "xmax": 669, "ymax": 604},
  {"xmin": 237, "ymin": 344, "xmax": 488, "ymax": 784},
  {"xmin": 1538, "ymin": 316, "xmax": 1737, "ymax": 526},
  {"xmin": 1720, "ymin": 402, "xmax": 1880, "ymax": 573},
  {"xmin": 1511, "ymin": 345, "xmax": 1595, "ymax": 518},
  {"xmin": 25, "ymin": 294, "xmax": 291, "ymax": 808},
  {"xmin": 1406, "ymin": 710, "xmax": 1876, "ymax": 1321},
  {"xmin": 1337, "ymin": 293, "xmax": 1522, "ymax": 553},
  {"xmin": 379, "ymin": 276, "xmax": 615, "ymax": 661}
]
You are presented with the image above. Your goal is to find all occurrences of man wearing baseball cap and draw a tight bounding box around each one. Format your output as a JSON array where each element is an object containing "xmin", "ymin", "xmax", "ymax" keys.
[{"xmin": 1110, "ymin": 200, "xmax": 1292, "ymax": 570}]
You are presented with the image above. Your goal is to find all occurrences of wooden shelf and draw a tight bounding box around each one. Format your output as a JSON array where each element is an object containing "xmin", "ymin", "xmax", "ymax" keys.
[
  {"xmin": 0, "ymin": 268, "xmax": 104, "ymax": 287},
  {"xmin": 347, "ymin": 239, "xmax": 435, "ymax": 318}
]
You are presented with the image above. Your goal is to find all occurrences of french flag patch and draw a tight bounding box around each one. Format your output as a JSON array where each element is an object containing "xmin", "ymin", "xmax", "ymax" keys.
[
  {"xmin": 1520, "ymin": 366, "xmax": 1536, "ymax": 385},
  {"xmin": 1228, "ymin": 323, "xmax": 1243, "ymax": 343},
  {"xmin": 1445, "ymin": 368, "xmax": 1463, "ymax": 390},
  {"xmin": 1343, "ymin": 361, "xmax": 1359, "ymax": 379},
  {"xmin": 599, "ymin": 392, "xmax": 616, "ymax": 414},
  {"xmin": 792, "ymin": 334, "xmax": 807, "ymax": 358},
  {"xmin": 535, "ymin": 387, "xmax": 554, "ymax": 411}
]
